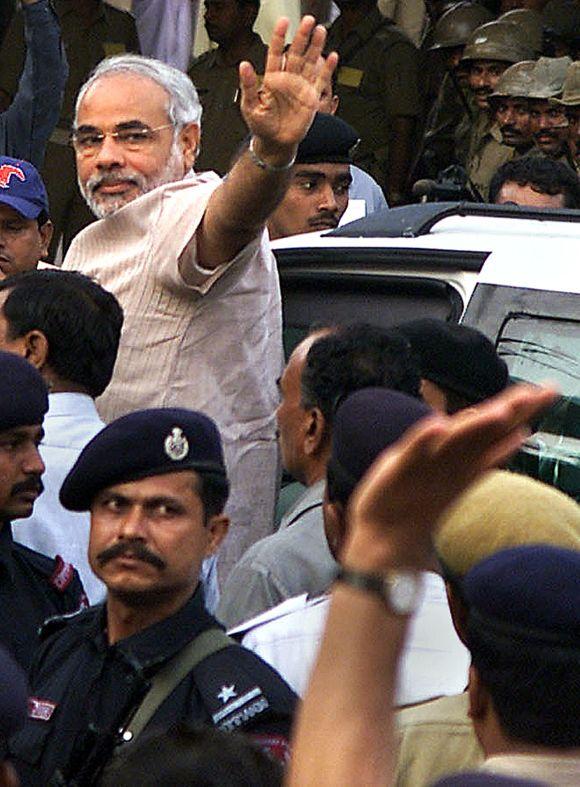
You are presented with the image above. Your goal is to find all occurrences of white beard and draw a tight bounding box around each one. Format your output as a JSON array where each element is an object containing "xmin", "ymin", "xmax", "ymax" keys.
[{"xmin": 79, "ymin": 139, "xmax": 185, "ymax": 219}]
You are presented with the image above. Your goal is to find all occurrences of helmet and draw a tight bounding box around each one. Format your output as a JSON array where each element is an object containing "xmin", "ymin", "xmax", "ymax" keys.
[
  {"xmin": 431, "ymin": 2, "xmax": 494, "ymax": 50},
  {"xmin": 488, "ymin": 60, "xmax": 537, "ymax": 103},
  {"xmin": 525, "ymin": 56, "xmax": 572, "ymax": 99},
  {"xmin": 461, "ymin": 20, "xmax": 537, "ymax": 64},
  {"xmin": 554, "ymin": 61, "xmax": 580, "ymax": 106},
  {"xmin": 498, "ymin": 9, "xmax": 543, "ymax": 55}
]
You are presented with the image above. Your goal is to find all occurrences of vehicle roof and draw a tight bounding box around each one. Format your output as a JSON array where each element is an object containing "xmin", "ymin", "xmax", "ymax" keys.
[{"xmin": 272, "ymin": 202, "xmax": 580, "ymax": 296}]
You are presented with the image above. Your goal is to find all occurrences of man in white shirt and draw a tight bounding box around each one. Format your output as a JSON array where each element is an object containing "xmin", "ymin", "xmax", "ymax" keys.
[
  {"xmin": 61, "ymin": 18, "xmax": 337, "ymax": 576},
  {"xmin": 0, "ymin": 269, "xmax": 122, "ymax": 602},
  {"xmin": 231, "ymin": 387, "xmax": 471, "ymax": 707}
]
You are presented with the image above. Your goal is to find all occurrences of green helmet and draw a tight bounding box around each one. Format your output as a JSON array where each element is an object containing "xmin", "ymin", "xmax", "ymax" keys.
[
  {"xmin": 554, "ymin": 61, "xmax": 580, "ymax": 106},
  {"xmin": 430, "ymin": 2, "xmax": 494, "ymax": 51},
  {"xmin": 461, "ymin": 20, "xmax": 537, "ymax": 64},
  {"xmin": 498, "ymin": 9, "xmax": 544, "ymax": 55},
  {"xmin": 488, "ymin": 61, "xmax": 537, "ymax": 103},
  {"xmin": 525, "ymin": 56, "xmax": 572, "ymax": 99}
]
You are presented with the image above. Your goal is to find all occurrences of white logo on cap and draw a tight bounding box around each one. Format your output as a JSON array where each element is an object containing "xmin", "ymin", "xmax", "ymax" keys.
[{"xmin": 164, "ymin": 427, "xmax": 189, "ymax": 461}]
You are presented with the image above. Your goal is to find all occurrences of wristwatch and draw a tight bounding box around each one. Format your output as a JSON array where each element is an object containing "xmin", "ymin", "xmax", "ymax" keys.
[{"xmin": 335, "ymin": 567, "xmax": 423, "ymax": 616}]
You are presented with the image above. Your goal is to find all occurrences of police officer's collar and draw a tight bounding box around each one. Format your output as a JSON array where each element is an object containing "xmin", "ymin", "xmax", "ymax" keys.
[
  {"xmin": 0, "ymin": 525, "xmax": 17, "ymax": 581},
  {"xmin": 92, "ymin": 585, "xmax": 219, "ymax": 669}
]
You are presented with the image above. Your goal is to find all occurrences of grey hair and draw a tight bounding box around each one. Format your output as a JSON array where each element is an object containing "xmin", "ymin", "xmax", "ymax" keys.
[{"xmin": 74, "ymin": 54, "xmax": 202, "ymax": 128}]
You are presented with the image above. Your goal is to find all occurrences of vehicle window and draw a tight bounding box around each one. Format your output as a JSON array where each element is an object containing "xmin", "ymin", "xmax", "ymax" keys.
[
  {"xmin": 281, "ymin": 275, "xmax": 463, "ymax": 358},
  {"xmin": 497, "ymin": 313, "xmax": 580, "ymax": 502}
]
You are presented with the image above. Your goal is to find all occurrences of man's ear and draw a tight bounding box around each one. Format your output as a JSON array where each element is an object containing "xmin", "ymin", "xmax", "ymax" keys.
[
  {"xmin": 21, "ymin": 329, "xmax": 49, "ymax": 371},
  {"xmin": 180, "ymin": 123, "xmax": 201, "ymax": 172},
  {"xmin": 467, "ymin": 664, "xmax": 487, "ymax": 722},
  {"xmin": 205, "ymin": 514, "xmax": 229, "ymax": 557},
  {"xmin": 304, "ymin": 407, "xmax": 327, "ymax": 457},
  {"xmin": 446, "ymin": 581, "xmax": 470, "ymax": 646},
  {"xmin": 39, "ymin": 221, "xmax": 54, "ymax": 259},
  {"xmin": 323, "ymin": 498, "xmax": 345, "ymax": 560}
]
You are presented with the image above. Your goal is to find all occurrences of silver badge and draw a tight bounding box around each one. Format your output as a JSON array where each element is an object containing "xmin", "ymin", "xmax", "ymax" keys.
[{"xmin": 164, "ymin": 427, "xmax": 189, "ymax": 461}]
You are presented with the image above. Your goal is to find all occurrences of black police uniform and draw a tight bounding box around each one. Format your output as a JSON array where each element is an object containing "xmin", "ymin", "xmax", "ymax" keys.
[
  {"xmin": 0, "ymin": 523, "xmax": 85, "ymax": 672},
  {"xmin": 9, "ymin": 586, "xmax": 297, "ymax": 786}
]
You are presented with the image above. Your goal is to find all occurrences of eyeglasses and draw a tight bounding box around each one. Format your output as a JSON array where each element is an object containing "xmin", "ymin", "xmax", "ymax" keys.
[{"xmin": 70, "ymin": 123, "xmax": 175, "ymax": 155}]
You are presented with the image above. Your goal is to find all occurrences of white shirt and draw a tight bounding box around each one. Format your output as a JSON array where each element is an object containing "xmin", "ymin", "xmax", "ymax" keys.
[
  {"xmin": 231, "ymin": 571, "xmax": 470, "ymax": 705},
  {"xmin": 14, "ymin": 393, "xmax": 106, "ymax": 604}
]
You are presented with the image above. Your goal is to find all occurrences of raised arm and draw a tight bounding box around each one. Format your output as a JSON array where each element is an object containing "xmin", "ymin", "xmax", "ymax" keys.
[
  {"xmin": 1, "ymin": 0, "xmax": 68, "ymax": 168},
  {"xmin": 287, "ymin": 383, "xmax": 557, "ymax": 787},
  {"xmin": 197, "ymin": 16, "xmax": 338, "ymax": 269}
]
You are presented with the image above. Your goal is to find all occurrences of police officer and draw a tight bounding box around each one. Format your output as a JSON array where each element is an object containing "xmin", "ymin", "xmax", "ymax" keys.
[
  {"xmin": 8, "ymin": 408, "xmax": 296, "ymax": 786},
  {"xmin": 0, "ymin": 351, "xmax": 85, "ymax": 671},
  {"xmin": 418, "ymin": 2, "xmax": 494, "ymax": 179},
  {"xmin": 526, "ymin": 55, "xmax": 576, "ymax": 170},
  {"xmin": 325, "ymin": 0, "xmax": 423, "ymax": 204},
  {"xmin": 0, "ymin": 0, "xmax": 140, "ymax": 259},
  {"xmin": 461, "ymin": 19, "xmax": 536, "ymax": 198},
  {"xmin": 554, "ymin": 60, "xmax": 580, "ymax": 170},
  {"xmin": 487, "ymin": 60, "xmax": 537, "ymax": 155},
  {"xmin": 188, "ymin": 0, "xmax": 267, "ymax": 175}
]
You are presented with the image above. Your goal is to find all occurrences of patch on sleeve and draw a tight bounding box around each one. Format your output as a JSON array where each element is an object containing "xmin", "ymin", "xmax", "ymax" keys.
[
  {"xmin": 212, "ymin": 686, "xmax": 270, "ymax": 731},
  {"xmin": 28, "ymin": 697, "xmax": 57, "ymax": 722},
  {"xmin": 50, "ymin": 555, "xmax": 74, "ymax": 592},
  {"xmin": 249, "ymin": 734, "xmax": 290, "ymax": 764}
]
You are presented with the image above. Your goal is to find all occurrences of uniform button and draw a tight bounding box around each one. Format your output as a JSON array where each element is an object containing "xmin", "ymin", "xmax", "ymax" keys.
[{"xmin": 121, "ymin": 730, "xmax": 133, "ymax": 742}]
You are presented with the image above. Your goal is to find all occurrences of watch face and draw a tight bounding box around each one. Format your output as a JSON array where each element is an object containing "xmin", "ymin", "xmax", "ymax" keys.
[{"xmin": 386, "ymin": 571, "xmax": 423, "ymax": 615}]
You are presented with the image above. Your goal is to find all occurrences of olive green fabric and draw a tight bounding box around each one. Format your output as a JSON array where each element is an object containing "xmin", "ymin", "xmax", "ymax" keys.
[
  {"xmin": 466, "ymin": 111, "xmax": 515, "ymax": 199},
  {"xmin": 325, "ymin": 7, "xmax": 422, "ymax": 192},
  {"xmin": 189, "ymin": 33, "xmax": 267, "ymax": 175}
]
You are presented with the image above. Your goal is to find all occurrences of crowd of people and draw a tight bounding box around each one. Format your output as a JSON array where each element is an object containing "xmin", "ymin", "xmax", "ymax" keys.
[{"xmin": 0, "ymin": 1, "xmax": 577, "ymax": 785}]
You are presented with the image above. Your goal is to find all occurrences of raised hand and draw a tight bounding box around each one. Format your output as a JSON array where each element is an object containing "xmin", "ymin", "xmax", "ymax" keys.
[
  {"xmin": 344, "ymin": 384, "xmax": 559, "ymax": 570},
  {"xmin": 239, "ymin": 16, "xmax": 338, "ymax": 158}
]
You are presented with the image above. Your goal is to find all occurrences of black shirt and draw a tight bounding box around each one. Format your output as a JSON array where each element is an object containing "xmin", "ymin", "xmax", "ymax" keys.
[
  {"xmin": 9, "ymin": 587, "xmax": 297, "ymax": 785},
  {"xmin": 0, "ymin": 523, "xmax": 85, "ymax": 671}
]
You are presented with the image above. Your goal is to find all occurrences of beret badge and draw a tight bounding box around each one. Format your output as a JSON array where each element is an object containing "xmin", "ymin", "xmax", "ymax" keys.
[{"xmin": 164, "ymin": 427, "xmax": 189, "ymax": 461}]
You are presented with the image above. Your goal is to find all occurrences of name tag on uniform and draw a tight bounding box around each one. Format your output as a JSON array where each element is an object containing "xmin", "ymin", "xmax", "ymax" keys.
[
  {"xmin": 28, "ymin": 697, "xmax": 57, "ymax": 722},
  {"xmin": 103, "ymin": 43, "xmax": 127, "ymax": 58},
  {"xmin": 337, "ymin": 67, "xmax": 364, "ymax": 88}
]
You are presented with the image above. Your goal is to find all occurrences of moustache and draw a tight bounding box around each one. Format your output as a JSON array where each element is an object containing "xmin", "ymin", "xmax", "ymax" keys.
[
  {"xmin": 86, "ymin": 172, "xmax": 143, "ymax": 195},
  {"xmin": 96, "ymin": 539, "xmax": 166, "ymax": 570},
  {"xmin": 11, "ymin": 477, "xmax": 44, "ymax": 497},
  {"xmin": 308, "ymin": 211, "xmax": 339, "ymax": 228}
]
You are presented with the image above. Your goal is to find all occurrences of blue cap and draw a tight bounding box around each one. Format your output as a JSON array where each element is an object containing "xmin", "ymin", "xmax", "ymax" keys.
[
  {"xmin": 464, "ymin": 544, "xmax": 580, "ymax": 646},
  {"xmin": 327, "ymin": 387, "xmax": 432, "ymax": 503},
  {"xmin": 0, "ymin": 351, "xmax": 48, "ymax": 432},
  {"xmin": 433, "ymin": 773, "xmax": 546, "ymax": 786},
  {"xmin": 0, "ymin": 156, "xmax": 50, "ymax": 220},
  {"xmin": 60, "ymin": 408, "xmax": 229, "ymax": 511}
]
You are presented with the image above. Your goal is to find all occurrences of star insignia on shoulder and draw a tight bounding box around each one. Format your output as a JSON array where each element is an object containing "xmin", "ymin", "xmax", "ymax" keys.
[{"xmin": 217, "ymin": 684, "xmax": 237, "ymax": 704}]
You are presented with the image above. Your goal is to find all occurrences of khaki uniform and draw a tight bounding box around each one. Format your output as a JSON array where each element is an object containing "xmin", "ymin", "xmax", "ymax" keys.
[
  {"xmin": 395, "ymin": 693, "xmax": 484, "ymax": 787},
  {"xmin": 189, "ymin": 33, "xmax": 267, "ymax": 175},
  {"xmin": 466, "ymin": 112, "xmax": 515, "ymax": 200},
  {"xmin": 0, "ymin": 0, "xmax": 140, "ymax": 258},
  {"xmin": 527, "ymin": 144, "xmax": 579, "ymax": 174},
  {"xmin": 326, "ymin": 7, "xmax": 422, "ymax": 193}
]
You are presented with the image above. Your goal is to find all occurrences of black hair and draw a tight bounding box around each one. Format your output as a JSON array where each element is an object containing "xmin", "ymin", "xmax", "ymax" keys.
[
  {"xmin": 301, "ymin": 323, "xmax": 421, "ymax": 427},
  {"xmin": 489, "ymin": 155, "xmax": 580, "ymax": 208},
  {"xmin": 467, "ymin": 614, "xmax": 580, "ymax": 748},
  {"xmin": 36, "ymin": 210, "xmax": 50, "ymax": 229},
  {"xmin": 101, "ymin": 723, "xmax": 283, "ymax": 787},
  {"xmin": 0, "ymin": 270, "xmax": 123, "ymax": 398},
  {"xmin": 196, "ymin": 473, "xmax": 229, "ymax": 523}
]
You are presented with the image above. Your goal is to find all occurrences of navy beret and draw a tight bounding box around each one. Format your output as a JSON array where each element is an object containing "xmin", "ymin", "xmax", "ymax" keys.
[
  {"xmin": 397, "ymin": 319, "xmax": 509, "ymax": 403},
  {"xmin": 464, "ymin": 545, "xmax": 580, "ymax": 648},
  {"xmin": 327, "ymin": 387, "xmax": 432, "ymax": 502},
  {"xmin": 60, "ymin": 408, "xmax": 229, "ymax": 512},
  {"xmin": 0, "ymin": 350, "xmax": 48, "ymax": 432},
  {"xmin": 433, "ymin": 773, "xmax": 546, "ymax": 786},
  {"xmin": 296, "ymin": 112, "xmax": 360, "ymax": 165}
]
